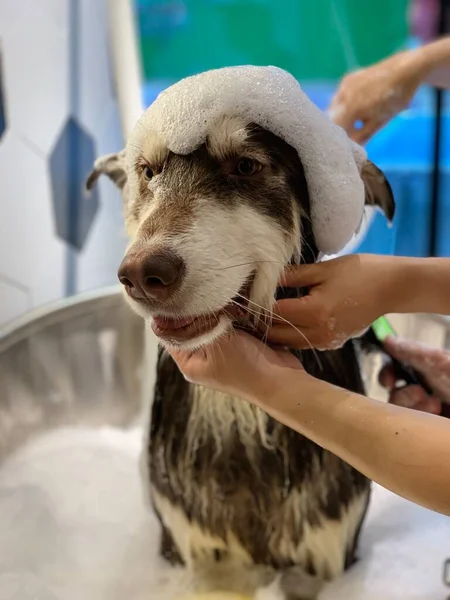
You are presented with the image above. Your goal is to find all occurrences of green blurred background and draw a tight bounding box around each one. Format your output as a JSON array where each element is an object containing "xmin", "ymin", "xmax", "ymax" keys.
[
  {"xmin": 135, "ymin": 0, "xmax": 450, "ymax": 259},
  {"xmin": 137, "ymin": 0, "xmax": 409, "ymax": 83}
]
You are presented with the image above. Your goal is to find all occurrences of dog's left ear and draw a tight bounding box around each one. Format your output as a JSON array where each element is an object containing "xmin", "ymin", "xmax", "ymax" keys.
[
  {"xmin": 86, "ymin": 150, "xmax": 127, "ymax": 192},
  {"xmin": 361, "ymin": 160, "xmax": 395, "ymax": 221}
]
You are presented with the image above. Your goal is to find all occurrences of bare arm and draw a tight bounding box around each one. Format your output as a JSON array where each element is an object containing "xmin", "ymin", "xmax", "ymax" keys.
[
  {"xmin": 401, "ymin": 256, "xmax": 450, "ymax": 315},
  {"xmin": 259, "ymin": 372, "xmax": 450, "ymax": 516},
  {"xmin": 420, "ymin": 36, "xmax": 450, "ymax": 88},
  {"xmin": 329, "ymin": 36, "xmax": 450, "ymax": 143}
]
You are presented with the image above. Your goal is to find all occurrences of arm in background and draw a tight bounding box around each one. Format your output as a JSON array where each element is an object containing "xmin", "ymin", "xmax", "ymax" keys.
[{"xmin": 329, "ymin": 36, "xmax": 450, "ymax": 143}]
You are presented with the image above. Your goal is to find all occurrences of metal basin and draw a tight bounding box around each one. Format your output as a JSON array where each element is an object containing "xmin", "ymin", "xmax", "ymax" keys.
[
  {"xmin": 1, "ymin": 290, "xmax": 449, "ymax": 600},
  {"xmin": 0, "ymin": 288, "xmax": 147, "ymax": 462}
]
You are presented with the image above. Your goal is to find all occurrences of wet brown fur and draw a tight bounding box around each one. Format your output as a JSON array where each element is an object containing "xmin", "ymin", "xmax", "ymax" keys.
[{"xmin": 87, "ymin": 122, "xmax": 394, "ymax": 599}]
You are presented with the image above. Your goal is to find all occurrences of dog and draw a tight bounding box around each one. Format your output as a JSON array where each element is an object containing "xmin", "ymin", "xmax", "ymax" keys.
[{"xmin": 87, "ymin": 81, "xmax": 394, "ymax": 599}]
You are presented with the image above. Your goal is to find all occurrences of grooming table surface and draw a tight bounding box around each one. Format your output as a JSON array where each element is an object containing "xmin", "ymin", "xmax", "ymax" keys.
[{"xmin": 0, "ymin": 426, "xmax": 448, "ymax": 600}]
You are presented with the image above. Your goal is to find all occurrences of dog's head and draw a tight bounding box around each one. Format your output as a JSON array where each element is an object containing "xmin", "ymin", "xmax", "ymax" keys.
[{"xmin": 87, "ymin": 115, "xmax": 394, "ymax": 350}]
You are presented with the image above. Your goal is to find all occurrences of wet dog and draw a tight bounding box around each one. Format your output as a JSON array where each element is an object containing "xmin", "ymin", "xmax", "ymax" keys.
[{"xmin": 87, "ymin": 114, "xmax": 394, "ymax": 598}]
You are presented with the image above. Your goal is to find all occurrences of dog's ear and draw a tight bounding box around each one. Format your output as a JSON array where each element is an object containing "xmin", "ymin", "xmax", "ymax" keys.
[
  {"xmin": 361, "ymin": 160, "xmax": 395, "ymax": 222},
  {"xmin": 86, "ymin": 150, "xmax": 127, "ymax": 192}
]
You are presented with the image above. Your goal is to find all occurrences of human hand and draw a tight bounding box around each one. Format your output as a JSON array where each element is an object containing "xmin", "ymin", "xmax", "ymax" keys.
[
  {"xmin": 267, "ymin": 254, "xmax": 398, "ymax": 351},
  {"xmin": 329, "ymin": 50, "xmax": 424, "ymax": 144},
  {"xmin": 379, "ymin": 336, "xmax": 450, "ymax": 414},
  {"xmin": 167, "ymin": 329, "xmax": 305, "ymax": 402}
]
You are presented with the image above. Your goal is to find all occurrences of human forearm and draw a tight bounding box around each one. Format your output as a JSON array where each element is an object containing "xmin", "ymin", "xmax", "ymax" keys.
[
  {"xmin": 258, "ymin": 372, "xmax": 450, "ymax": 515},
  {"xmin": 384, "ymin": 256, "xmax": 450, "ymax": 316},
  {"xmin": 418, "ymin": 36, "xmax": 450, "ymax": 88}
]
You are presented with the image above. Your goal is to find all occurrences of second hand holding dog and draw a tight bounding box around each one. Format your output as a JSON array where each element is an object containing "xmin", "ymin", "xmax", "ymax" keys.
[{"xmin": 267, "ymin": 254, "xmax": 450, "ymax": 351}]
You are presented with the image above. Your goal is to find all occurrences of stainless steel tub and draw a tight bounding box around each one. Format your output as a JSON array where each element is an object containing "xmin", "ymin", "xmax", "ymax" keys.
[
  {"xmin": 0, "ymin": 287, "xmax": 147, "ymax": 462},
  {"xmin": 1, "ymin": 290, "xmax": 449, "ymax": 599}
]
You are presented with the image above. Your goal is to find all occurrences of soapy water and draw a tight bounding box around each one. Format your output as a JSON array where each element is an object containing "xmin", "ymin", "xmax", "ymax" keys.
[
  {"xmin": 0, "ymin": 427, "xmax": 195, "ymax": 600},
  {"xmin": 327, "ymin": 318, "xmax": 336, "ymax": 332},
  {"xmin": 128, "ymin": 66, "xmax": 367, "ymax": 256},
  {"xmin": 1, "ymin": 425, "xmax": 449, "ymax": 600}
]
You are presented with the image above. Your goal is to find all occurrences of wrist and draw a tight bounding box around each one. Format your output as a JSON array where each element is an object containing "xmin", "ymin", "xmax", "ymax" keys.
[
  {"xmin": 259, "ymin": 370, "xmax": 360, "ymax": 446},
  {"xmin": 419, "ymin": 38, "xmax": 450, "ymax": 76},
  {"xmin": 251, "ymin": 363, "xmax": 314, "ymax": 408},
  {"xmin": 386, "ymin": 48, "xmax": 430, "ymax": 91},
  {"xmin": 404, "ymin": 257, "xmax": 449, "ymax": 315},
  {"xmin": 378, "ymin": 256, "xmax": 413, "ymax": 314},
  {"xmin": 359, "ymin": 254, "xmax": 409, "ymax": 317},
  {"xmin": 375, "ymin": 256, "xmax": 442, "ymax": 315},
  {"xmin": 407, "ymin": 46, "xmax": 436, "ymax": 82}
]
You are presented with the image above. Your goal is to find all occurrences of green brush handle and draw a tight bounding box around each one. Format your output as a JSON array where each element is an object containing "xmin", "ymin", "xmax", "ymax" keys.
[{"xmin": 370, "ymin": 316, "xmax": 433, "ymax": 395}]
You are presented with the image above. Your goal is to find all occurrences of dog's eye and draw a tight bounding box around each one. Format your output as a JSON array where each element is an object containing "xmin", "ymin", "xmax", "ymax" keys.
[
  {"xmin": 142, "ymin": 166, "xmax": 154, "ymax": 180},
  {"xmin": 234, "ymin": 158, "xmax": 262, "ymax": 176}
]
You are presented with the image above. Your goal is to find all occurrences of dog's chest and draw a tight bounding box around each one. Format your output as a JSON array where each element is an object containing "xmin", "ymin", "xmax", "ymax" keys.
[{"xmin": 148, "ymin": 368, "xmax": 370, "ymax": 577}]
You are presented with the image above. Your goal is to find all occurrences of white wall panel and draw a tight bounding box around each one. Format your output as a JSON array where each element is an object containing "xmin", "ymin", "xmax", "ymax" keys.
[{"xmin": 0, "ymin": 0, "xmax": 126, "ymax": 326}]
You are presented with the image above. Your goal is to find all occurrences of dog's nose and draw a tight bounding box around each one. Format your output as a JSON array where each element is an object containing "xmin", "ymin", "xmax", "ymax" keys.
[{"xmin": 118, "ymin": 250, "xmax": 185, "ymax": 301}]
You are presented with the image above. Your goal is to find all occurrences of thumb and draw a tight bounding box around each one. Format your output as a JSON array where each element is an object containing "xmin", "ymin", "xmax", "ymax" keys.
[
  {"xmin": 329, "ymin": 110, "xmax": 360, "ymax": 140},
  {"xmin": 167, "ymin": 347, "xmax": 204, "ymax": 376},
  {"xmin": 378, "ymin": 362, "xmax": 397, "ymax": 390},
  {"xmin": 351, "ymin": 119, "xmax": 382, "ymax": 145},
  {"xmin": 280, "ymin": 263, "xmax": 325, "ymax": 288}
]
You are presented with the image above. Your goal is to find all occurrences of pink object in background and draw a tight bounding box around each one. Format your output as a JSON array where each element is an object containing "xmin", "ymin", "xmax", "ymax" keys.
[{"xmin": 408, "ymin": 0, "xmax": 449, "ymax": 42}]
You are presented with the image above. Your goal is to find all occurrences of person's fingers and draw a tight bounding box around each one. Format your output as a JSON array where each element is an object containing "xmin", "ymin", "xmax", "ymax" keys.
[
  {"xmin": 350, "ymin": 119, "xmax": 382, "ymax": 145},
  {"xmin": 384, "ymin": 336, "xmax": 445, "ymax": 373},
  {"xmin": 327, "ymin": 90, "xmax": 345, "ymax": 113},
  {"xmin": 378, "ymin": 362, "xmax": 397, "ymax": 390},
  {"xmin": 388, "ymin": 384, "xmax": 430, "ymax": 409},
  {"xmin": 279, "ymin": 263, "xmax": 324, "ymax": 288},
  {"xmin": 392, "ymin": 395, "xmax": 442, "ymax": 415},
  {"xmin": 415, "ymin": 397, "xmax": 442, "ymax": 415},
  {"xmin": 270, "ymin": 297, "xmax": 318, "ymax": 326},
  {"xmin": 389, "ymin": 386, "xmax": 442, "ymax": 415},
  {"xmin": 167, "ymin": 351, "xmax": 198, "ymax": 382},
  {"xmin": 266, "ymin": 324, "xmax": 322, "ymax": 350},
  {"xmin": 168, "ymin": 347, "xmax": 193, "ymax": 369},
  {"xmin": 168, "ymin": 330, "xmax": 244, "ymax": 379},
  {"xmin": 329, "ymin": 104, "xmax": 360, "ymax": 138},
  {"xmin": 266, "ymin": 325, "xmax": 310, "ymax": 350}
]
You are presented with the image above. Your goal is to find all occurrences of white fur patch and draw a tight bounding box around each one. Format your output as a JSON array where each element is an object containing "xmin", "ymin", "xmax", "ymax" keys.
[
  {"xmin": 207, "ymin": 115, "xmax": 250, "ymax": 162},
  {"xmin": 123, "ymin": 198, "xmax": 299, "ymax": 350},
  {"xmin": 171, "ymin": 201, "xmax": 291, "ymax": 314},
  {"xmin": 186, "ymin": 385, "xmax": 272, "ymax": 456},
  {"xmin": 151, "ymin": 488, "xmax": 253, "ymax": 568}
]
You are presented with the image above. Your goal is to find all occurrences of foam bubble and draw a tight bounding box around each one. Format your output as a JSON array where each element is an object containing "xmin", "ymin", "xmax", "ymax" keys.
[{"xmin": 128, "ymin": 66, "xmax": 367, "ymax": 255}]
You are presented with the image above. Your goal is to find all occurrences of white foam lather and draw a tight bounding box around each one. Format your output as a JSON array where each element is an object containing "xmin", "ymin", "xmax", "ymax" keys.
[{"xmin": 128, "ymin": 65, "xmax": 367, "ymax": 255}]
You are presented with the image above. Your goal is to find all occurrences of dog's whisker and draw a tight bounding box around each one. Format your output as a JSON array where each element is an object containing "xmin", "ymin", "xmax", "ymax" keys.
[
  {"xmin": 230, "ymin": 292, "xmax": 323, "ymax": 369},
  {"xmin": 227, "ymin": 300, "xmax": 271, "ymax": 336},
  {"xmin": 301, "ymin": 239, "xmax": 316, "ymax": 262},
  {"xmin": 218, "ymin": 259, "xmax": 286, "ymax": 271}
]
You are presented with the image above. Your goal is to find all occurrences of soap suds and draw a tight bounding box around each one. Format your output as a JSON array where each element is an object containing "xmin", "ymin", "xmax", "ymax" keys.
[
  {"xmin": 1, "ymin": 426, "xmax": 448, "ymax": 599},
  {"xmin": 127, "ymin": 66, "xmax": 367, "ymax": 255},
  {"xmin": 0, "ymin": 427, "xmax": 192, "ymax": 600}
]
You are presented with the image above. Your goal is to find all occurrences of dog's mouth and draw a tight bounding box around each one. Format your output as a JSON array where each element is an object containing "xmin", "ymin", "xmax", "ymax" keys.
[{"xmin": 151, "ymin": 274, "xmax": 255, "ymax": 344}]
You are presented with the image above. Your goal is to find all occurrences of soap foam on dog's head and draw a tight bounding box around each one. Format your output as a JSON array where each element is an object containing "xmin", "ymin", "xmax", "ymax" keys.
[{"xmin": 128, "ymin": 65, "xmax": 367, "ymax": 255}]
